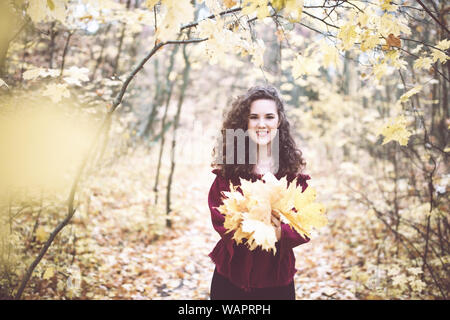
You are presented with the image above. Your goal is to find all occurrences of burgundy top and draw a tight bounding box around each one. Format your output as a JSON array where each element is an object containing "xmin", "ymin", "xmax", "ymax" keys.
[{"xmin": 208, "ymin": 168, "xmax": 311, "ymax": 291}]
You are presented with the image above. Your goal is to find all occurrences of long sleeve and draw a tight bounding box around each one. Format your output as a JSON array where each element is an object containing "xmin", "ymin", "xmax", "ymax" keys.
[
  {"xmin": 208, "ymin": 175, "xmax": 230, "ymax": 238},
  {"xmin": 279, "ymin": 173, "xmax": 311, "ymax": 249}
]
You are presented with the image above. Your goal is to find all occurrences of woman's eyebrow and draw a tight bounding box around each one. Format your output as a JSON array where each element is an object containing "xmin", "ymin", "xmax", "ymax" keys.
[{"xmin": 249, "ymin": 113, "xmax": 276, "ymax": 116}]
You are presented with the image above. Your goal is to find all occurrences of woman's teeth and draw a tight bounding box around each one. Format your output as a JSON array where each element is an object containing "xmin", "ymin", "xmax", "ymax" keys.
[{"xmin": 257, "ymin": 130, "xmax": 268, "ymax": 136}]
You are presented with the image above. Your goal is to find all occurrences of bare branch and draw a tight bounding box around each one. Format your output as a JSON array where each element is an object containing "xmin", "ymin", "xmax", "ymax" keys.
[
  {"xmin": 111, "ymin": 38, "xmax": 207, "ymax": 113},
  {"xmin": 416, "ymin": 0, "xmax": 450, "ymax": 35},
  {"xmin": 180, "ymin": 7, "xmax": 243, "ymax": 31}
]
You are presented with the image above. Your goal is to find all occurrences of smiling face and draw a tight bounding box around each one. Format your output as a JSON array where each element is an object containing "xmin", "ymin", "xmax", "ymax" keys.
[{"xmin": 247, "ymin": 99, "xmax": 280, "ymax": 146}]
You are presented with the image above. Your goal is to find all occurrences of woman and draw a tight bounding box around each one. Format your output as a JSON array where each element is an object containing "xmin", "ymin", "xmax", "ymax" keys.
[{"xmin": 208, "ymin": 85, "xmax": 311, "ymax": 300}]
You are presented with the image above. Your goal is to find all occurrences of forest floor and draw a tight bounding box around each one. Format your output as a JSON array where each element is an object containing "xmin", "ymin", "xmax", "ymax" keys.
[
  {"xmin": 19, "ymin": 147, "xmax": 363, "ymax": 300},
  {"xmin": 68, "ymin": 158, "xmax": 358, "ymax": 300}
]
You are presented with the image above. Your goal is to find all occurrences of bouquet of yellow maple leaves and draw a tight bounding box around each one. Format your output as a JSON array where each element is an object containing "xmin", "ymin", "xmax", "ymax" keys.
[{"xmin": 215, "ymin": 172, "xmax": 327, "ymax": 255}]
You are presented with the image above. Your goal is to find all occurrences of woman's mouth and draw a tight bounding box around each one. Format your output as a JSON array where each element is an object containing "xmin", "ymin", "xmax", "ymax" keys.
[{"xmin": 256, "ymin": 130, "xmax": 269, "ymax": 137}]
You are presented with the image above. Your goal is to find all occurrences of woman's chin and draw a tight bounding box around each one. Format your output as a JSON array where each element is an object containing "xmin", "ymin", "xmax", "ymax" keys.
[{"xmin": 250, "ymin": 137, "xmax": 271, "ymax": 145}]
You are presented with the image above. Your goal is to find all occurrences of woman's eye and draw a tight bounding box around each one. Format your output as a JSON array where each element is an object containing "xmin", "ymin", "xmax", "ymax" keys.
[{"xmin": 249, "ymin": 116, "xmax": 275, "ymax": 119}]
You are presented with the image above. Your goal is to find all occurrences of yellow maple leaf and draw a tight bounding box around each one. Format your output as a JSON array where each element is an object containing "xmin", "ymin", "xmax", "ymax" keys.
[
  {"xmin": 43, "ymin": 267, "xmax": 55, "ymax": 280},
  {"xmin": 320, "ymin": 40, "xmax": 340, "ymax": 68},
  {"xmin": 241, "ymin": 218, "xmax": 277, "ymax": 253},
  {"xmin": 272, "ymin": 0, "xmax": 304, "ymax": 21},
  {"xmin": 431, "ymin": 48, "xmax": 449, "ymax": 64},
  {"xmin": 413, "ymin": 56, "xmax": 433, "ymax": 70},
  {"xmin": 223, "ymin": 0, "xmax": 237, "ymax": 8},
  {"xmin": 62, "ymin": 66, "xmax": 90, "ymax": 86},
  {"xmin": 436, "ymin": 39, "xmax": 450, "ymax": 51},
  {"xmin": 372, "ymin": 61, "xmax": 388, "ymax": 81},
  {"xmin": 27, "ymin": 0, "xmax": 48, "ymax": 23},
  {"xmin": 272, "ymin": 178, "xmax": 297, "ymax": 213},
  {"xmin": 383, "ymin": 49, "xmax": 407, "ymax": 70},
  {"xmin": 293, "ymin": 186, "xmax": 316, "ymax": 209},
  {"xmin": 295, "ymin": 203, "xmax": 327, "ymax": 233},
  {"xmin": 242, "ymin": 0, "xmax": 270, "ymax": 20},
  {"xmin": 217, "ymin": 171, "xmax": 327, "ymax": 254},
  {"xmin": 271, "ymin": 0, "xmax": 284, "ymax": 11},
  {"xmin": 23, "ymin": 68, "xmax": 44, "ymax": 81},
  {"xmin": 379, "ymin": 0, "xmax": 397, "ymax": 12},
  {"xmin": 399, "ymin": 85, "xmax": 422, "ymax": 103},
  {"xmin": 360, "ymin": 31, "xmax": 381, "ymax": 52},
  {"xmin": 35, "ymin": 226, "xmax": 48, "ymax": 242},
  {"xmin": 197, "ymin": 18, "xmax": 223, "ymax": 39},
  {"xmin": 250, "ymin": 39, "xmax": 265, "ymax": 68},
  {"xmin": 292, "ymin": 54, "xmax": 320, "ymax": 78},
  {"xmin": 155, "ymin": 0, "xmax": 194, "ymax": 42},
  {"xmin": 380, "ymin": 13, "xmax": 410, "ymax": 37},
  {"xmin": 376, "ymin": 115, "xmax": 412, "ymax": 146},
  {"xmin": 337, "ymin": 24, "xmax": 358, "ymax": 51},
  {"xmin": 285, "ymin": 0, "xmax": 303, "ymax": 22},
  {"xmin": 48, "ymin": 0, "xmax": 67, "ymax": 23},
  {"xmin": 42, "ymin": 83, "xmax": 71, "ymax": 103},
  {"xmin": 357, "ymin": 11, "xmax": 370, "ymax": 27}
]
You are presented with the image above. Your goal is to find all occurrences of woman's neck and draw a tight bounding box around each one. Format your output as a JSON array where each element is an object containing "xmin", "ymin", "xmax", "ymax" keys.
[
  {"xmin": 253, "ymin": 143, "xmax": 274, "ymax": 174},
  {"xmin": 256, "ymin": 143, "xmax": 272, "ymax": 162}
]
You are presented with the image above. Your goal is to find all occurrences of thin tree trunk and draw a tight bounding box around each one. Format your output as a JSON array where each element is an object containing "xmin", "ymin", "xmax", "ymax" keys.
[
  {"xmin": 112, "ymin": 0, "xmax": 132, "ymax": 77},
  {"xmin": 59, "ymin": 31, "xmax": 73, "ymax": 77},
  {"xmin": 48, "ymin": 22, "xmax": 57, "ymax": 69},
  {"xmin": 92, "ymin": 24, "xmax": 112, "ymax": 80},
  {"xmin": 153, "ymin": 45, "xmax": 180, "ymax": 207},
  {"xmin": 142, "ymin": 59, "xmax": 162, "ymax": 138},
  {"xmin": 166, "ymin": 42, "xmax": 191, "ymax": 228}
]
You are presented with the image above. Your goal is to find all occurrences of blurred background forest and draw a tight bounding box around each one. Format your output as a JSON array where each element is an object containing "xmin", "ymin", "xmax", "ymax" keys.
[{"xmin": 0, "ymin": 0, "xmax": 448, "ymax": 299}]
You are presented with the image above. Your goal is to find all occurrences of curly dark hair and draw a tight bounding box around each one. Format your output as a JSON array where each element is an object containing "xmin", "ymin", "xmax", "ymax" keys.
[{"xmin": 211, "ymin": 85, "xmax": 307, "ymax": 180}]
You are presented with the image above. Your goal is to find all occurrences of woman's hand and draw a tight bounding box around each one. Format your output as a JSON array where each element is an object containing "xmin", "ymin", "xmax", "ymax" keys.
[{"xmin": 271, "ymin": 210, "xmax": 281, "ymax": 241}]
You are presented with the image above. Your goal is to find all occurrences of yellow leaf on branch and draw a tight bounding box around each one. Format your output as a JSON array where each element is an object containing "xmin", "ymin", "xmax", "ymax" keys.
[
  {"xmin": 436, "ymin": 39, "xmax": 450, "ymax": 51},
  {"xmin": 379, "ymin": 0, "xmax": 397, "ymax": 12},
  {"xmin": 413, "ymin": 56, "xmax": 433, "ymax": 70},
  {"xmin": 360, "ymin": 31, "xmax": 382, "ymax": 52},
  {"xmin": 242, "ymin": 0, "xmax": 270, "ymax": 20},
  {"xmin": 376, "ymin": 115, "xmax": 412, "ymax": 146},
  {"xmin": 223, "ymin": 0, "xmax": 237, "ymax": 8},
  {"xmin": 399, "ymin": 85, "xmax": 422, "ymax": 103},
  {"xmin": 337, "ymin": 24, "xmax": 358, "ymax": 51},
  {"xmin": 430, "ymin": 49, "xmax": 449, "ymax": 64}
]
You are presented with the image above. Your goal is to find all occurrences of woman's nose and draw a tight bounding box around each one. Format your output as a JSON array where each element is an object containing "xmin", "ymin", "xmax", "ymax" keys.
[{"xmin": 257, "ymin": 118, "xmax": 267, "ymax": 127}]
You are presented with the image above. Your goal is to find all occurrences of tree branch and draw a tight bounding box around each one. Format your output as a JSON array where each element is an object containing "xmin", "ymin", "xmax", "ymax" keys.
[
  {"xmin": 416, "ymin": 0, "xmax": 450, "ymax": 35},
  {"xmin": 180, "ymin": 7, "xmax": 243, "ymax": 31},
  {"xmin": 111, "ymin": 38, "xmax": 207, "ymax": 113}
]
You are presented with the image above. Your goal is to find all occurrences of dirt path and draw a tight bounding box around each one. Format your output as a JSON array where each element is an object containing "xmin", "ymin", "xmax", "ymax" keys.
[{"xmin": 80, "ymin": 164, "xmax": 357, "ymax": 300}]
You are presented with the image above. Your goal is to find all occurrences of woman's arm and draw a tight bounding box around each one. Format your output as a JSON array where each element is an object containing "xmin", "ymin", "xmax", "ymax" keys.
[{"xmin": 208, "ymin": 174, "xmax": 233, "ymax": 238}]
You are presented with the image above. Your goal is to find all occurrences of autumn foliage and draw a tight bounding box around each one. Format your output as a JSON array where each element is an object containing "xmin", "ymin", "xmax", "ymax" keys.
[
  {"xmin": 0, "ymin": 0, "xmax": 448, "ymax": 300},
  {"xmin": 217, "ymin": 172, "xmax": 327, "ymax": 254}
]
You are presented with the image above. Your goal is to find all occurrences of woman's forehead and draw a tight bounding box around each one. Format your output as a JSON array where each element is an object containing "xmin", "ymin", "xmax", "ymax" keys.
[{"xmin": 249, "ymin": 99, "xmax": 278, "ymax": 113}]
